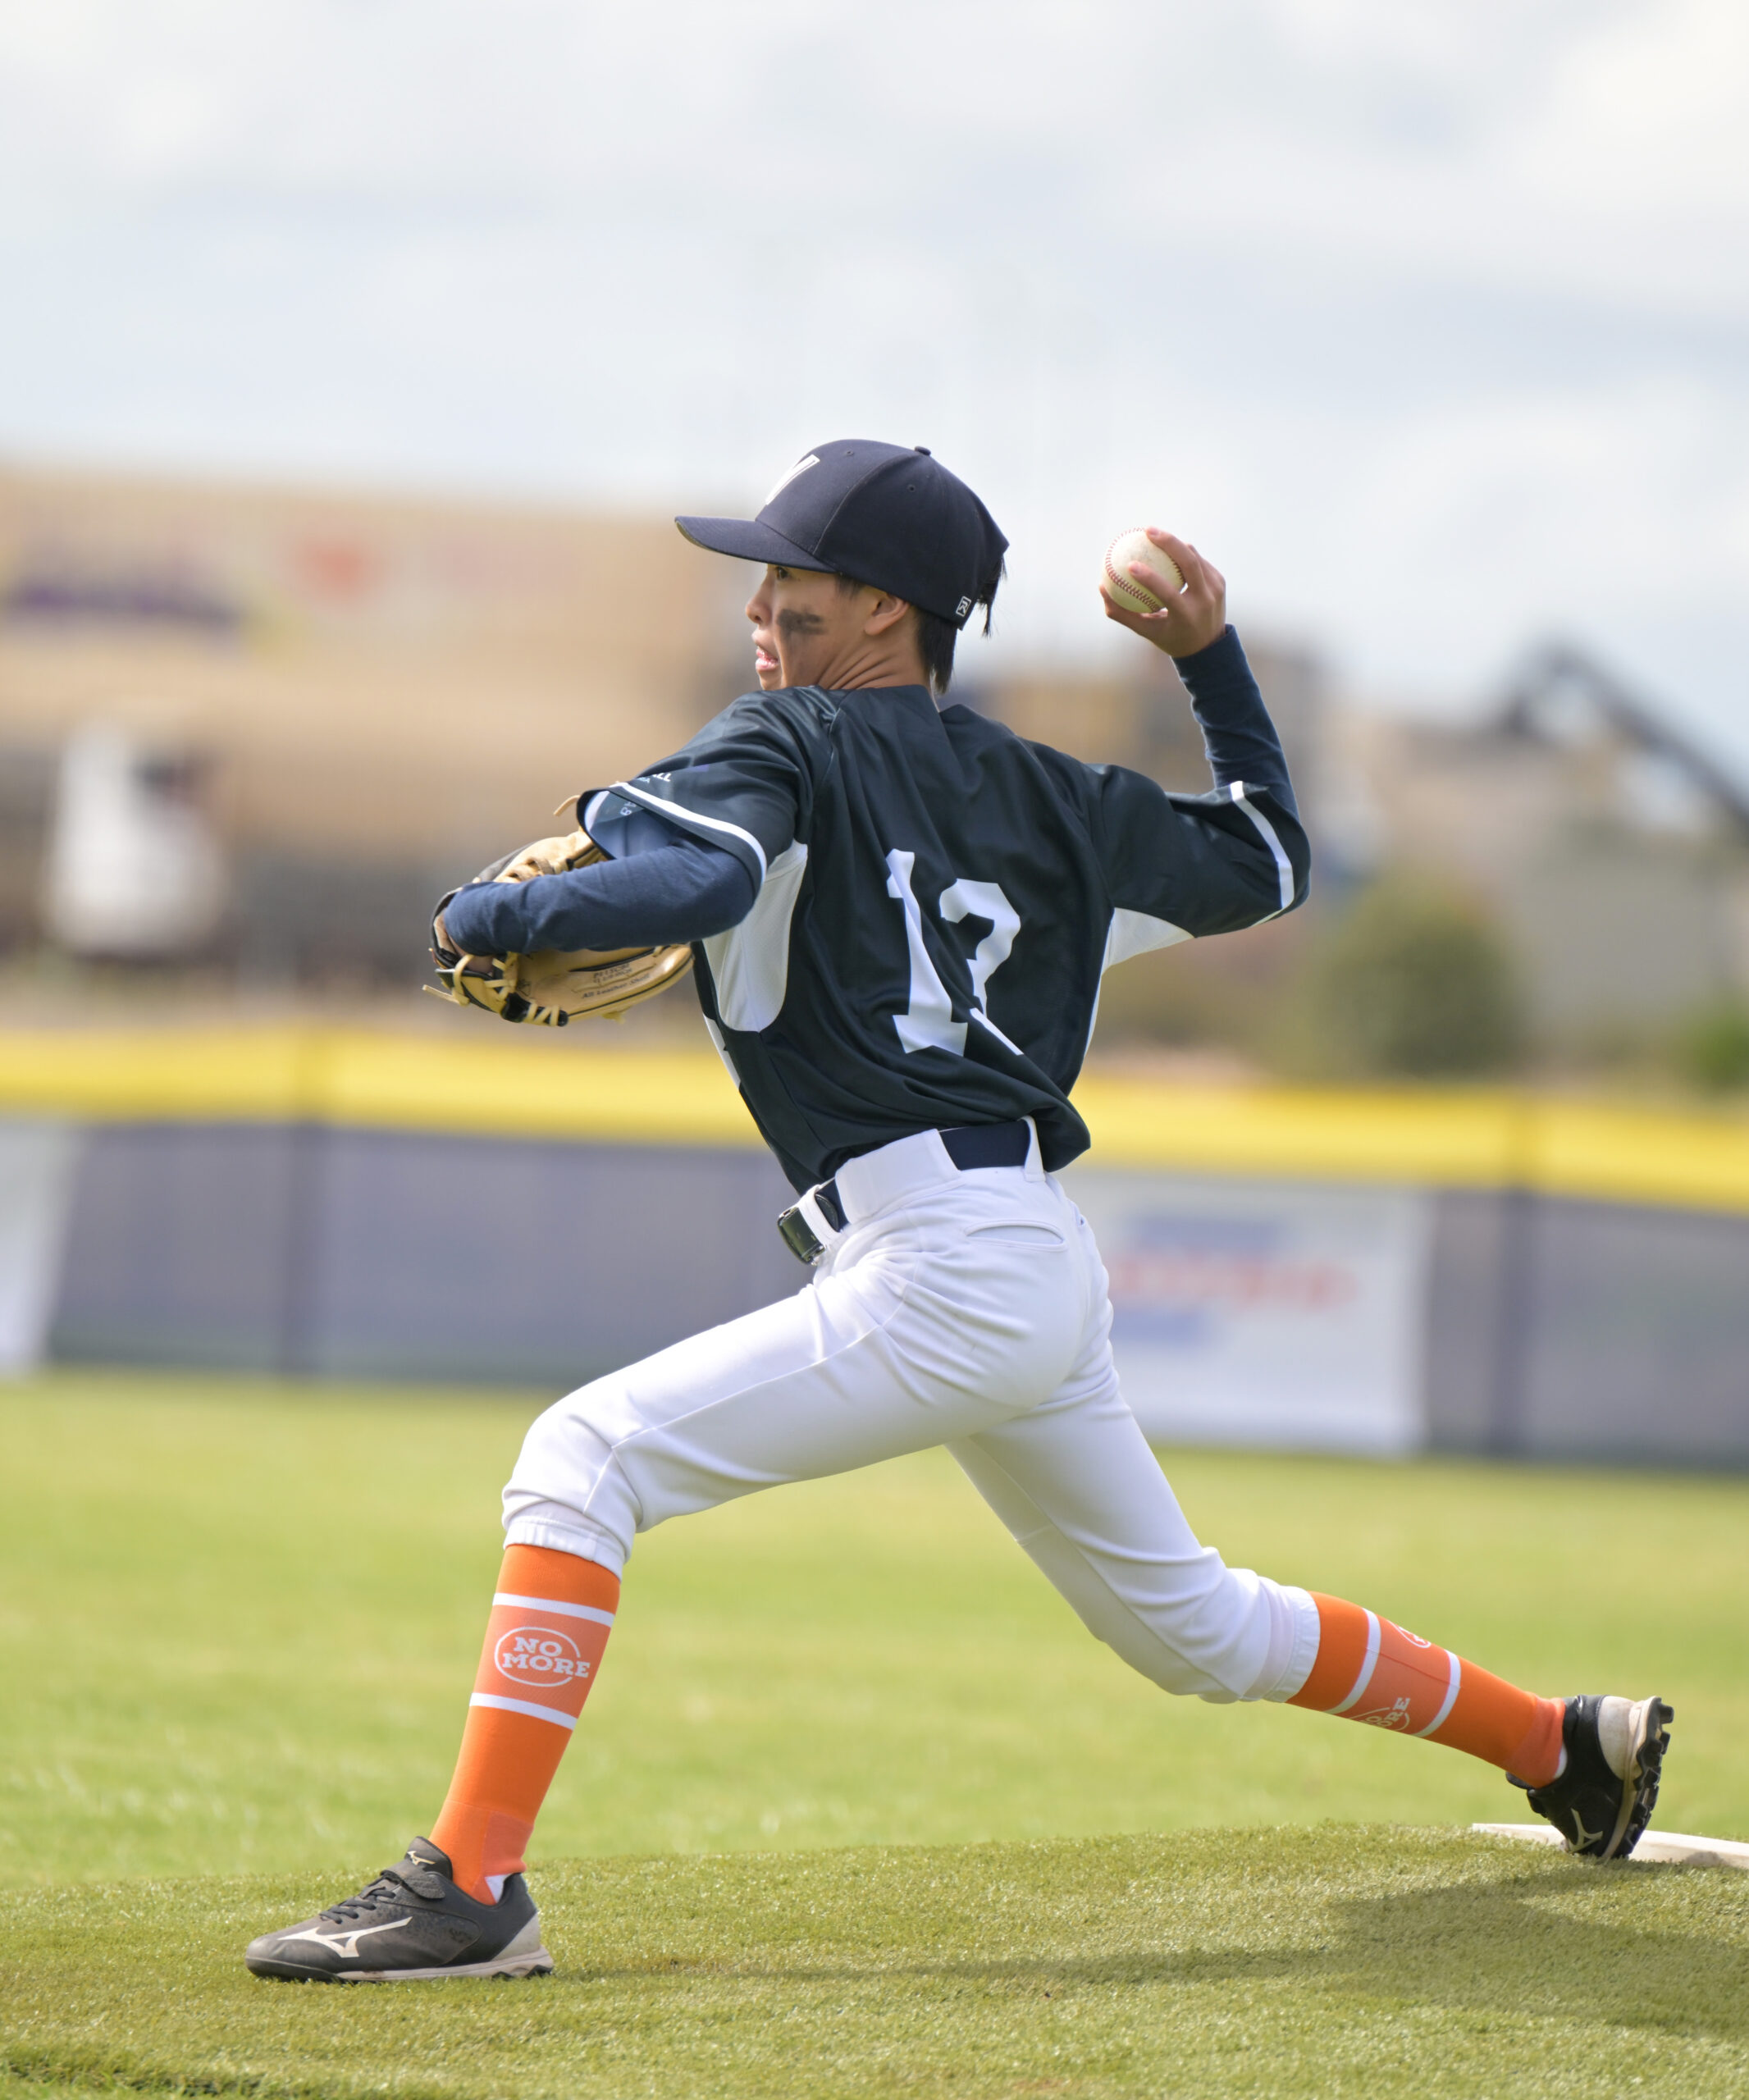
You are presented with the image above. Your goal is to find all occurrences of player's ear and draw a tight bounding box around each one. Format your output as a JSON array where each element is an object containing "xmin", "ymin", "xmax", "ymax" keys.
[{"xmin": 863, "ymin": 591, "xmax": 912, "ymax": 637}]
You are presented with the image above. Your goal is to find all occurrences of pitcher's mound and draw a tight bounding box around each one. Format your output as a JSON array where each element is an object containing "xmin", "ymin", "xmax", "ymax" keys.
[{"xmin": 1473, "ymin": 1822, "xmax": 1749, "ymax": 1869}]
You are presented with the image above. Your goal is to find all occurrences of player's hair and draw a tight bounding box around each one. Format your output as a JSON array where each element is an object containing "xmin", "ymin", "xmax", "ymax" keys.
[
  {"xmin": 915, "ymin": 608, "xmax": 960, "ymax": 699},
  {"xmin": 837, "ymin": 564, "xmax": 1003, "ymax": 700}
]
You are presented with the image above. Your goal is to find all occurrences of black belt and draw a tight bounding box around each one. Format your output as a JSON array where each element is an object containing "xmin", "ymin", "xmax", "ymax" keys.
[{"xmin": 777, "ymin": 1121, "xmax": 1032, "ymax": 1267}]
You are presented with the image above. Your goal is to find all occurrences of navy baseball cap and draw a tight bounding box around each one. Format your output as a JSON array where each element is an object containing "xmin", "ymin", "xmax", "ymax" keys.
[{"xmin": 676, "ymin": 440, "xmax": 1007, "ymax": 629}]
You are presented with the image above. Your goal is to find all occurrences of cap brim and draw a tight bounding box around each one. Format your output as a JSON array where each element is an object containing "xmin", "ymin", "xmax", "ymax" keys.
[{"xmin": 674, "ymin": 515, "xmax": 834, "ymax": 569}]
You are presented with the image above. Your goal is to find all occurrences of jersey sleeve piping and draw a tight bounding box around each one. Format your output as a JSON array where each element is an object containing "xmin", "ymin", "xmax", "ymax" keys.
[
  {"xmin": 607, "ymin": 780, "xmax": 769, "ymax": 884},
  {"xmin": 1227, "ymin": 780, "xmax": 1295, "ymax": 915}
]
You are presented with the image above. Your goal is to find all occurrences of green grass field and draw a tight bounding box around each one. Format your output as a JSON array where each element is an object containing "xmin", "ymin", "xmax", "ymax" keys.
[{"xmin": 2, "ymin": 1372, "xmax": 1746, "ymax": 2096}]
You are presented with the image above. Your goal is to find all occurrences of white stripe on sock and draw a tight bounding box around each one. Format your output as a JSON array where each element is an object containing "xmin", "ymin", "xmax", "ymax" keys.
[
  {"xmin": 469, "ymin": 1691, "xmax": 577, "ymax": 1730},
  {"xmin": 1415, "ymin": 1650, "xmax": 1463, "ymax": 1738},
  {"xmin": 492, "ymin": 1591, "xmax": 616, "ymax": 1628}
]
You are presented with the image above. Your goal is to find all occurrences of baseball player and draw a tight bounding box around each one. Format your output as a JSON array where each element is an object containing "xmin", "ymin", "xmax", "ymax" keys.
[{"xmin": 245, "ymin": 441, "xmax": 1671, "ymax": 1983}]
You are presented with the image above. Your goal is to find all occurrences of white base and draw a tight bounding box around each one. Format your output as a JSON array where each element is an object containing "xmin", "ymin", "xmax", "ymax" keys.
[{"xmin": 1472, "ymin": 1823, "xmax": 1749, "ymax": 1869}]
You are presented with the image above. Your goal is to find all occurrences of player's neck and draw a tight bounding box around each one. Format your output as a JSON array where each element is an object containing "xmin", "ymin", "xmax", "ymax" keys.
[{"xmin": 786, "ymin": 636, "xmax": 931, "ymax": 695}]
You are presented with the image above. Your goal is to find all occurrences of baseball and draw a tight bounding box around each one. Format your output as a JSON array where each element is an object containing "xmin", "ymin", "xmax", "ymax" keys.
[{"xmin": 1102, "ymin": 528, "xmax": 1184, "ymax": 614}]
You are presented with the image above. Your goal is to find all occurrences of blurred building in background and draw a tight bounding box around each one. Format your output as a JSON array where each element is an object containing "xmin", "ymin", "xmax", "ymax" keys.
[
  {"xmin": 41, "ymin": 725, "xmax": 226, "ymax": 958},
  {"xmin": 1329, "ymin": 647, "xmax": 1749, "ymax": 1059},
  {"xmin": 0, "ymin": 461, "xmax": 748, "ymax": 986}
]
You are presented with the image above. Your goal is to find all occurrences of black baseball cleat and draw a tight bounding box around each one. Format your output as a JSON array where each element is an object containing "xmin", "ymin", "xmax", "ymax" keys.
[
  {"xmin": 1509, "ymin": 1695, "xmax": 1674, "ymax": 1860},
  {"xmin": 244, "ymin": 1837, "xmax": 552, "ymax": 1981}
]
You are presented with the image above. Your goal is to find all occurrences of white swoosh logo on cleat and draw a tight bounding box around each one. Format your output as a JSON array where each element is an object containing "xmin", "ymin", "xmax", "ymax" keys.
[{"xmin": 281, "ymin": 1917, "xmax": 414, "ymax": 1961}]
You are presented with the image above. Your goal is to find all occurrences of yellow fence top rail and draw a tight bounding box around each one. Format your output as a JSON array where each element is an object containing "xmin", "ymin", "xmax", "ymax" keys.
[
  {"xmin": 0, "ymin": 1026, "xmax": 758, "ymax": 1148},
  {"xmin": 2, "ymin": 1025, "xmax": 1749, "ymax": 1217}
]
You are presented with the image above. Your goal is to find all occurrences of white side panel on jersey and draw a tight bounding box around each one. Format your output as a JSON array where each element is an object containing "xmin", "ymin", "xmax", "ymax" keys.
[
  {"xmin": 701, "ymin": 842, "xmax": 809, "ymax": 1034},
  {"xmin": 1103, "ymin": 906, "xmax": 1192, "ymax": 971},
  {"xmin": 1083, "ymin": 907, "xmax": 1194, "ymax": 1053}
]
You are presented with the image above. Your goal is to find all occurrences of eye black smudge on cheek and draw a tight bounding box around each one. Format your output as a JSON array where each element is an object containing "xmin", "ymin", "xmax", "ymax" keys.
[{"xmin": 775, "ymin": 608, "xmax": 827, "ymax": 641}]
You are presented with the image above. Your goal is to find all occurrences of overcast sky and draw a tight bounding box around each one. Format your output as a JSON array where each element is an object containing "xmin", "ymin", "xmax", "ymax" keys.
[{"xmin": 2, "ymin": 1, "xmax": 1747, "ymax": 756}]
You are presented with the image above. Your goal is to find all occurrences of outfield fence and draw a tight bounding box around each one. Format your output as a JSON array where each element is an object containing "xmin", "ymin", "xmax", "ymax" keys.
[{"xmin": 2, "ymin": 1026, "xmax": 1747, "ymax": 1467}]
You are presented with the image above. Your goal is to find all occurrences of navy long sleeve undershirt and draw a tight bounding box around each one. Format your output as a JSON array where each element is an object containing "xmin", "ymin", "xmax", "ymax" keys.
[
  {"xmin": 1174, "ymin": 624, "xmax": 1298, "ymax": 817},
  {"xmin": 442, "ymin": 828, "xmax": 755, "ymax": 957}
]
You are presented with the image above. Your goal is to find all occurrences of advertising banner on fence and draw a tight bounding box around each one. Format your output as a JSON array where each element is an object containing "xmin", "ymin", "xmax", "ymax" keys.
[
  {"xmin": 1061, "ymin": 1168, "xmax": 1432, "ymax": 1454},
  {"xmin": 0, "ymin": 1119, "xmax": 84, "ymax": 1375}
]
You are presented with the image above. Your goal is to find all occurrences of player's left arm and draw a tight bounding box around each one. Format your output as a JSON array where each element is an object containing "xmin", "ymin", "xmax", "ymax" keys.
[
  {"xmin": 439, "ymin": 691, "xmax": 809, "ymax": 959},
  {"xmin": 441, "ymin": 827, "xmax": 755, "ymax": 959}
]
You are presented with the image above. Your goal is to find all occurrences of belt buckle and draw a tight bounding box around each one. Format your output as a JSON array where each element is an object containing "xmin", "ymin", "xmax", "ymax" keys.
[
  {"xmin": 777, "ymin": 1201, "xmax": 825, "ymax": 1267},
  {"xmin": 776, "ymin": 1181, "xmax": 843, "ymax": 1267}
]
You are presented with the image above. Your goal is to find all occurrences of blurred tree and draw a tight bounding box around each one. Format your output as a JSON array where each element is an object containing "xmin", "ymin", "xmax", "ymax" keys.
[
  {"xmin": 1279, "ymin": 877, "xmax": 1525, "ymax": 1079},
  {"xmin": 1677, "ymin": 1001, "xmax": 1749, "ymax": 1093}
]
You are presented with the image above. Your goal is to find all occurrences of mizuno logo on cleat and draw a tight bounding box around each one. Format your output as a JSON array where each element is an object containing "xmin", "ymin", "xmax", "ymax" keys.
[
  {"xmin": 281, "ymin": 1917, "xmax": 413, "ymax": 1961},
  {"xmin": 1571, "ymin": 1813, "xmax": 1604, "ymax": 1851}
]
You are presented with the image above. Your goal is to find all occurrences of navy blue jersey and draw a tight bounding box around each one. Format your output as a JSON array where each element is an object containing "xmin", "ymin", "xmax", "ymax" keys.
[{"xmin": 582, "ymin": 632, "xmax": 1308, "ymax": 1191}]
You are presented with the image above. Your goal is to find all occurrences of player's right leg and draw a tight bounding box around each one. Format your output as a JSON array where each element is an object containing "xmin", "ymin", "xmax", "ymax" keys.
[
  {"xmin": 245, "ymin": 1129, "xmax": 1098, "ymax": 1979},
  {"xmin": 951, "ymin": 1201, "xmax": 1672, "ymax": 1862}
]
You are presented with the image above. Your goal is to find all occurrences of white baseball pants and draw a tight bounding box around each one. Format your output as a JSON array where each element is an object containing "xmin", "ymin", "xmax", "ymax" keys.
[{"xmin": 504, "ymin": 1125, "xmax": 1320, "ymax": 1705}]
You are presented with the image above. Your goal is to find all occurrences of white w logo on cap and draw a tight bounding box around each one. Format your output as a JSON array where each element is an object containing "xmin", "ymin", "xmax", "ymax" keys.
[{"xmin": 763, "ymin": 454, "xmax": 820, "ymax": 508}]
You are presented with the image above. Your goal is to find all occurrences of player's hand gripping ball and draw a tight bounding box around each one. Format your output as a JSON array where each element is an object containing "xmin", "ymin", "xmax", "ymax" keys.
[
  {"xmin": 1099, "ymin": 527, "xmax": 1227, "ymax": 659},
  {"xmin": 1101, "ymin": 527, "xmax": 1185, "ymax": 614},
  {"xmin": 427, "ymin": 823, "xmax": 693, "ymax": 1027}
]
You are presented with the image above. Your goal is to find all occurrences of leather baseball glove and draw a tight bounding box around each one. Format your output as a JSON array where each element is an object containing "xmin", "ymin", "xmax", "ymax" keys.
[{"xmin": 427, "ymin": 826, "xmax": 693, "ymax": 1026}]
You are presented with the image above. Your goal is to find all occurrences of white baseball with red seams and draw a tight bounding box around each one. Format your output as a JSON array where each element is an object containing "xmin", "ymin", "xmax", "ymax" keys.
[
  {"xmin": 502, "ymin": 1121, "xmax": 1322, "ymax": 1706},
  {"xmin": 1103, "ymin": 528, "xmax": 1185, "ymax": 614}
]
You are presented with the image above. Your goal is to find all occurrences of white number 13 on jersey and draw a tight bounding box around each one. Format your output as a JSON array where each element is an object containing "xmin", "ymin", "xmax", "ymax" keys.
[{"xmin": 884, "ymin": 848, "xmax": 1023, "ymax": 1057}]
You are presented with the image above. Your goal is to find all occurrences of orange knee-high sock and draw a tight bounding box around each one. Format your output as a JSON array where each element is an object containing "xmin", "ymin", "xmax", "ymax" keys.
[
  {"xmin": 431, "ymin": 1544, "xmax": 619, "ymax": 1903},
  {"xmin": 1288, "ymin": 1592, "xmax": 1565, "ymax": 1785}
]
